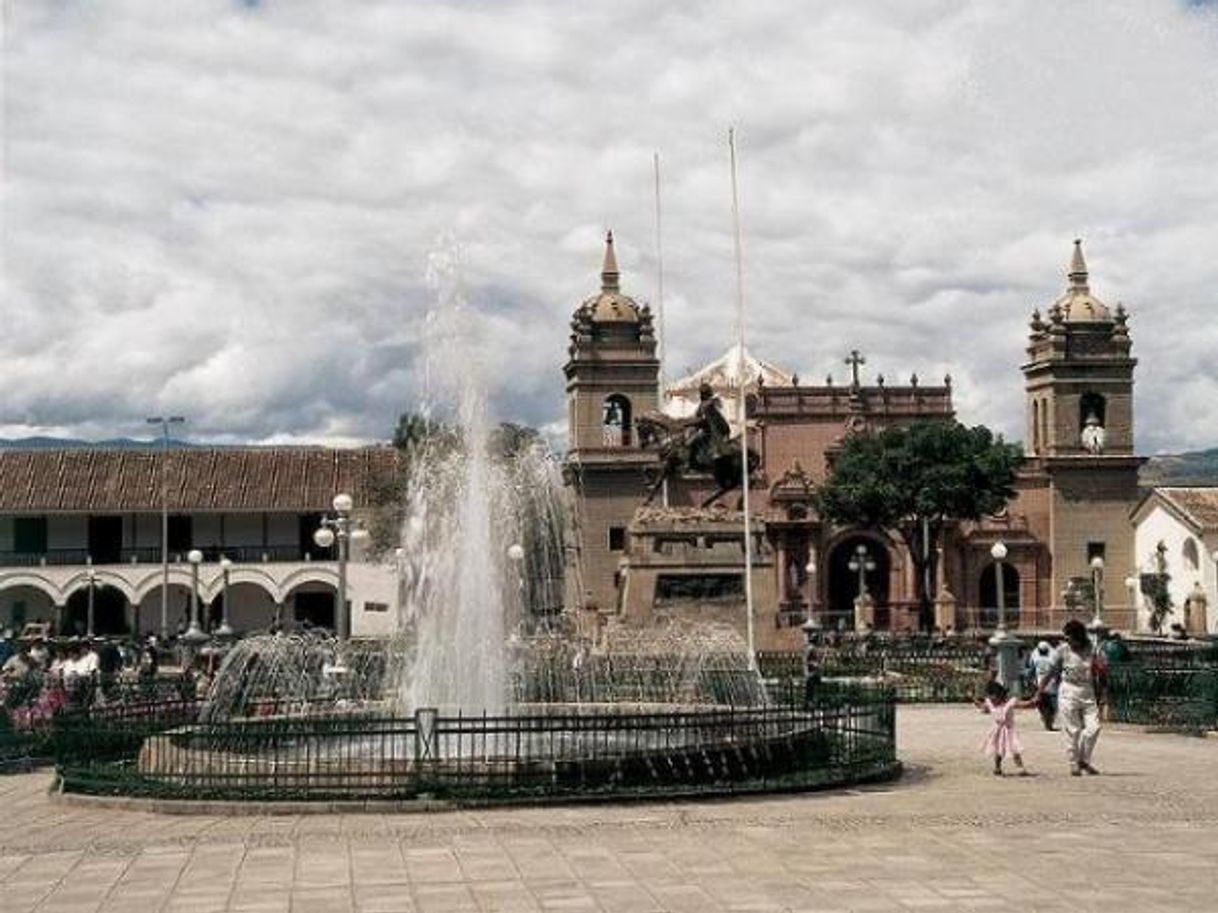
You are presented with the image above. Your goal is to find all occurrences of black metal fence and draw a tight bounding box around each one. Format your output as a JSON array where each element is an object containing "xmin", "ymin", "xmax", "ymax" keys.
[
  {"xmin": 759, "ymin": 643, "xmax": 994, "ymax": 704},
  {"xmin": 760, "ymin": 638, "xmax": 1218, "ymax": 708},
  {"xmin": 1107, "ymin": 666, "xmax": 1218, "ymax": 732},
  {"xmin": 1, "ymin": 674, "xmax": 197, "ymax": 772},
  {"xmin": 52, "ymin": 686, "xmax": 898, "ymax": 803}
]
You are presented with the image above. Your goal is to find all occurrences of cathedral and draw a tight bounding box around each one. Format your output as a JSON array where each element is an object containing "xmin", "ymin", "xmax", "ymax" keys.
[{"xmin": 563, "ymin": 234, "xmax": 1141, "ymax": 648}]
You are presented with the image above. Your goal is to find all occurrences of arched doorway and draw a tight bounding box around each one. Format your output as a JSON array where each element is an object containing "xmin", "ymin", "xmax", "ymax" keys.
[
  {"xmin": 64, "ymin": 586, "xmax": 130, "ymax": 636},
  {"xmin": 135, "ymin": 584, "xmax": 199, "ymax": 636},
  {"xmin": 979, "ymin": 562, "xmax": 1021, "ymax": 629},
  {"xmin": 287, "ymin": 582, "xmax": 337, "ymax": 632},
  {"xmin": 827, "ymin": 535, "xmax": 891, "ymax": 630},
  {"xmin": 0, "ymin": 585, "xmax": 57, "ymax": 632},
  {"xmin": 211, "ymin": 582, "xmax": 280, "ymax": 634}
]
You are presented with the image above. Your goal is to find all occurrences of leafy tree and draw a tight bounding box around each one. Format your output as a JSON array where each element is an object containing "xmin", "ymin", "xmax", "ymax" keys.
[{"xmin": 815, "ymin": 420, "xmax": 1022, "ymax": 630}]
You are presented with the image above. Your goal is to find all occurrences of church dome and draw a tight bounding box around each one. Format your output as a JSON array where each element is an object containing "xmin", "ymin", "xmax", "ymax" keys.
[
  {"xmin": 580, "ymin": 231, "xmax": 641, "ymax": 324},
  {"xmin": 1052, "ymin": 239, "xmax": 1111, "ymax": 323}
]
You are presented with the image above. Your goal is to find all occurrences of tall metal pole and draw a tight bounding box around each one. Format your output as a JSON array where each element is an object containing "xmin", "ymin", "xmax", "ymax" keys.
[
  {"xmin": 337, "ymin": 516, "xmax": 349, "ymax": 641},
  {"xmin": 729, "ymin": 127, "xmax": 756, "ymax": 671},
  {"xmin": 995, "ymin": 555, "xmax": 1006, "ymax": 630},
  {"xmin": 147, "ymin": 415, "xmax": 185, "ymax": 638},
  {"xmin": 86, "ymin": 564, "xmax": 96, "ymax": 638},
  {"xmin": 654, "ymin": 151, "xmax": 670, "ymax": 510},
  {"xmin": 653, "ymin": 151, "xmax": 666, "ymax": 396}
]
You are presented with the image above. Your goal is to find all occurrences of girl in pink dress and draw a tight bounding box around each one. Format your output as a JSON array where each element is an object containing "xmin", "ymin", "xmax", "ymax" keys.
[{"xmin": 975, "ymin": 680, "xmax": 1036, "ymax": 776}]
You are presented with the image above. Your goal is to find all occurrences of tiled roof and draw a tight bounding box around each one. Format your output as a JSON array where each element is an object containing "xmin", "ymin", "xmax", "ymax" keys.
[
  {"xmin": 1157, "ymin": 487, "xmax": 1218, "ymax": 532},
  {"xmin": 0, "ymin": 447, "xmax": 401, "ymax": 513}
]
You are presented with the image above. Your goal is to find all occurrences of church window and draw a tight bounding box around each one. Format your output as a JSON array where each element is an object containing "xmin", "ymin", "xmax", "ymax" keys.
[
  {"xmin": 1183, "ymin": 538, "xmax": 1200, "ymax": 570},
  {"xmin": 608, "ymin": 526, "xmax": 625, "ymax": 551},
  {"xmin": 1087, "ymin": 541, "xmax": 1106, "ymax": 564},
  {"xmin": 602, "ymin": 394, "xmax": 632, "ymax": 447},
  {"xmin": 1041, "ymin": 398, "xmax": 1050, "ymax": 451},
  {"xmin": 1032, "ymin": 401, "xmax": 1040, "ymax": 453}
]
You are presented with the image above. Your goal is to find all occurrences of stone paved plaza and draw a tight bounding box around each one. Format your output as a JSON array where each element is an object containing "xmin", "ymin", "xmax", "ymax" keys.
[{"xmin": 1, "ymin": 706, "xmax": 1215, "ymax": 913}]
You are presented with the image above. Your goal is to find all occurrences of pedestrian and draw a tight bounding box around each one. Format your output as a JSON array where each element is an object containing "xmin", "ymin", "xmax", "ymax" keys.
[
  {"xmin": 1028, "ymin": 641, "xmax": 1059, "ymax": 730},
  {"xmin": 1036, "ymin": 619, "xmax": 1106, "ymax": 776},
  {"xmin": 975, "ymin": 679, "xmax": 1036, "ymax": 776}
]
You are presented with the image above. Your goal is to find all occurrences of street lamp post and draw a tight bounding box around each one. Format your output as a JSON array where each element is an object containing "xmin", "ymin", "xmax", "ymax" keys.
[
  {"xmin": 987, "ymin": 540, "xmax": 1021, "ymax": 695},
  {"xmin": 147, "ymin": 415, "xmax": 185, "ymax": 639},
  {"xmin": 803, "ymin": 552, "xmax": 819, "ymax": 628},
  {"xmin": 801, "ymin": 552, "xmax": 822, "ymax": 699},
  {"xmin": 848, "ymin": 544, "xmax": 876, "ymax": 600},
  {"xmin": 313, "ymin": 494, "xmax": 370, "ymax": 641},
  {"xmin": 990, "ymin": 541, "xmax": 1009, "ymax": 632},
  {"xmin": 848, "ymin": 543, "xmax": 876, "ymax": 632},
  {"xmin": 86, "ymin": 563, "xmax": 96, "ymax": 638},
  {"xmin": 216, "ymin": 556, "xmax": 234, "ymax": 638},
  {"xmin": 1088, "ymin": 555, "xmax": 1106, "ymax": 639},
  {"xmin": 178, "ymin": 549, "xmax": 210, "ymax": 671},
  {"xmin": 183, "ymin": 550, "xmax": 207, "ymax": 641}
]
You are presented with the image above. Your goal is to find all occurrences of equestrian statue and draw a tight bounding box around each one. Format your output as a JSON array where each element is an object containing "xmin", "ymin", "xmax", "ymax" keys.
[{"xmin": 635, "ymin": 383, "xmax": 761, "ymax": 508}]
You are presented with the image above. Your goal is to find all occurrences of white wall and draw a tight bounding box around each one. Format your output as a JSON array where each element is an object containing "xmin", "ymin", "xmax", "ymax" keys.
[
  {"xmin": 349, "ymin": 561, "xmax": 399, "ymax": 638},
  {"xmin": 1133, "ymin": 504, "xmax": 1218, "ymax": 635}
]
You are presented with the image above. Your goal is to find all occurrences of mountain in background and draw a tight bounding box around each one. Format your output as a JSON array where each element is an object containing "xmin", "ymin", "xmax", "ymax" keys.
[
  {"xmin": 1140, "ymin": 447, "xmax": 1218, "ymax": 487},
  {"xmin": 2, "ymin": 437, "xmax": 1216, "ymax": 485},
  {"xmin": 0, "ymin": 437, "xmax": 195, "ymax": 450}
]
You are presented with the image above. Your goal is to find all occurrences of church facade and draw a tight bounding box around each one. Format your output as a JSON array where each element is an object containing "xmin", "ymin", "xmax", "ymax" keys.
[{"xmin": 564, "ymin": 234, "xmax": 1141, "ymax": 648}]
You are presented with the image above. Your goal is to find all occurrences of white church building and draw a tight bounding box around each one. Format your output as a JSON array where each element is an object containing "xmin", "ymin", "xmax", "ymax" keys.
[{"xmin": 1131, "ymin": 487, "xmax": 1218, "ymax": 635}]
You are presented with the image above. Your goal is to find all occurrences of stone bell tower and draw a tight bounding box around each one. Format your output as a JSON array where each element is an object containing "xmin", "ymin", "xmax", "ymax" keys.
[
  {"xmin": 563, "ymin": 232, "xmax": 660, "ymax": 615},
  {"xmin": 1023, "ymin": 240, "xmax": 1141, "ymax": 620}
]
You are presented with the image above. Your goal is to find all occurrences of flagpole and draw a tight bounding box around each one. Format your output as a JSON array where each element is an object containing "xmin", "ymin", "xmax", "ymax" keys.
[
  {"xmin": 729, "ymin": 127, "xmax": 757, "ymax": 671},
  {"xmin": 654, "ymin": 151, "xmax": 670, "ymax": 508}
]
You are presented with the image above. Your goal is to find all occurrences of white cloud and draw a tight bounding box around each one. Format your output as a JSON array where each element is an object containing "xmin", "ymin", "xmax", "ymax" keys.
[{"xmin": 3, "ymin": 0, "xmax": 1217, "ymax": 451}]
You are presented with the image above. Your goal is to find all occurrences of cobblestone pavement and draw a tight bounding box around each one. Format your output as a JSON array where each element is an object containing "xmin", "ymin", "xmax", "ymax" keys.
[{"xmin": 1, "ymin": 706, "xmax": 1215, "ymax": 912}]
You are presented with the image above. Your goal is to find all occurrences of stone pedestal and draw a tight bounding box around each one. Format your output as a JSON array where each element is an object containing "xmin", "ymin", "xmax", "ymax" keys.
[
  {"xmin": 988, "ymin": 629, "xmax": 1024, "ymax": 695},
  {"xmin": 933, "ymin": 587, "xmax": 957, "ymax": 633},
  {"xmin": 853, "ymin": 593, "xmax": 875, "ymax": 633}
]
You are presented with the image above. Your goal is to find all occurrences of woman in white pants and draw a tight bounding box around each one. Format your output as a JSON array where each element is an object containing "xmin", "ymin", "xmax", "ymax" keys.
[{"xmin": 1036, "ymin": 619, "xmax": 1107, "ymax": 776}]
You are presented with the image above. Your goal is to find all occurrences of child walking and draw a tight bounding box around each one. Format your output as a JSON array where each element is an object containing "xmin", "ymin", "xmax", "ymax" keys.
[{"xmin": 975, "ymin": 680, "xmax": 1036, "ymax": 776}]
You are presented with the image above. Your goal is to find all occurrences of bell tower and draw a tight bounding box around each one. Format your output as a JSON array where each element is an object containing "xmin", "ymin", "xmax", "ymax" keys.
[
  {"xmin": 563, "ymin": 232, "xmax": 660, "ymax": 613},
  {"xmin": 1022, "ymin": 240, "xmax": 1141, "ymax": 619}
]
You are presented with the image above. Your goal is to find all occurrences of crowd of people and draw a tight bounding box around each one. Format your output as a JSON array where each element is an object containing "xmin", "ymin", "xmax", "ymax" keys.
[{"xmin": 0, "ymin": 630, "xmax": 210, "ymax": 733}]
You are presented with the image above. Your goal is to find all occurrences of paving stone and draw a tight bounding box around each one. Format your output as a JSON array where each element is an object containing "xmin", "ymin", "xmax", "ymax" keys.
[{"xmin": 1, "ymin": 708, "xmax": 1216, "ymax": 912}]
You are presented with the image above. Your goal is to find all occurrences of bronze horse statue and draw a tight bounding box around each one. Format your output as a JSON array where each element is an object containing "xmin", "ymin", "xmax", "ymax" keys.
[{"xmin": 635, "ymin": 386, "xmax": 761, "ymax": 508}]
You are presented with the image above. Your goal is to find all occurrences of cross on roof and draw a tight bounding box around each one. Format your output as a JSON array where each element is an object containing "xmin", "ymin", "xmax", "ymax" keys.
[{"xmin": 845, "ymin": 350, "xmax": 866, "ymax": 388}]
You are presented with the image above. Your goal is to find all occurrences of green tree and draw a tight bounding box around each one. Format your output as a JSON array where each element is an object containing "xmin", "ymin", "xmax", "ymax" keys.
[{"xmin": 815, "ymin": 420, "xmax": 1022, "ymax": 630}]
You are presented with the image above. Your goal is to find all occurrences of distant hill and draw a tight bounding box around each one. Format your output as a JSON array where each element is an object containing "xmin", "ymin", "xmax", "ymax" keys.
[
  {"xmin": 0, "ymin": 437, "xmax": 194, "ymax": 450},
  {"xmin": 1141, "ymin": 447, "xmax": 1218, "ymax": 487}
]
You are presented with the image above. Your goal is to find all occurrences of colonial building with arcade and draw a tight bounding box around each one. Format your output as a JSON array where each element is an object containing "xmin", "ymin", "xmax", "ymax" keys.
[{"xmin": 564, "ymin": 234, "xmax": 1145, "ymax": 648}]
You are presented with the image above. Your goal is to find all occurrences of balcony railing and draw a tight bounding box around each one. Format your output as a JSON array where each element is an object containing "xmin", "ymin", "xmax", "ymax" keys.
[{"xmin": 0, "ymin": 544, "xmax": 327, "ymax": 568}]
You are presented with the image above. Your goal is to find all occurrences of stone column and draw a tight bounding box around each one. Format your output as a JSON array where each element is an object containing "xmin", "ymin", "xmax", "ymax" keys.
[{"xmin": 934, "ymin": 587, "xmax": 957, "ymax": 633}]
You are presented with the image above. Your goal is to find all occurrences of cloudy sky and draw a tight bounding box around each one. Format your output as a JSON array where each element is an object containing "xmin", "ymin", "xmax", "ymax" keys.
[{"xmin": 3, "ymin": 0, "xmax": 1217, "ymax": 453}]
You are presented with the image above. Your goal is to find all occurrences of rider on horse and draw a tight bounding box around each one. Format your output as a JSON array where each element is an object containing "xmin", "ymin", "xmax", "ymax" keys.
[{"xmin": 687, "ymin": 382, "xmax": 732, "ymax": 472}]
